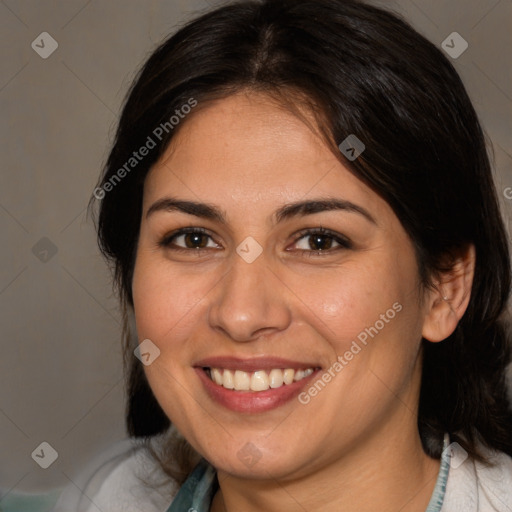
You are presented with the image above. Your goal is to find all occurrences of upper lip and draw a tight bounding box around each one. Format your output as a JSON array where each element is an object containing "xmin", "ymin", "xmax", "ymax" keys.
[{"xmin": 194, "ymin": 356, "xmax": 321, "ymax": 372}]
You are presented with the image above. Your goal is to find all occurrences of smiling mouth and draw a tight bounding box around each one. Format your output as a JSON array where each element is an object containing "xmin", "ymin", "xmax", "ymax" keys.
[{"xmin": 204, "ymin": 367, "xmax": 317, "ymax": 392}]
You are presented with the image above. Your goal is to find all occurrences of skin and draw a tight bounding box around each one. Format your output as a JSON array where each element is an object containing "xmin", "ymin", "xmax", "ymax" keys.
[{"xmin": 132, "ymin": 91, "xmax": 475, "ymax": 512}]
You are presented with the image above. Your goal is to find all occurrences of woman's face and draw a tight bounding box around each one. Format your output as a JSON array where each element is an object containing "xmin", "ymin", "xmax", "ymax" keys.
[{"xmin": 132, "ymin": 91, "xmax": 430, "ymax": 479}]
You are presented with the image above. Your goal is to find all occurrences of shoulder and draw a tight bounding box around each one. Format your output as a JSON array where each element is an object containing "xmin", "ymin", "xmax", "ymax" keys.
[
  {"xmin": 474, "ymin": 449, "xmax": 512, "ymax": 511},
  {"xmin": 53, "ymin": 436, "xmax": 179, "ymax": 512},
  {"xmin": 443, "ymin": 443, "xmax": 512, "ymax": 512}
]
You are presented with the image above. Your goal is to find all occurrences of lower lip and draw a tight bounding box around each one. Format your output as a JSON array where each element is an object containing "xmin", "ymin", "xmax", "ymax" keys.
[{"xmin": 195, "ymin": 367, "xmax": 319, "ymax": 413}]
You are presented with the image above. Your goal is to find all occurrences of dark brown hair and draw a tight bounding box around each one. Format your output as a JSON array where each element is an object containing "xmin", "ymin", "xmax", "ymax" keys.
[{"xmin": 92, "ymin": 0, "xmax": 512, "ymax": 482}]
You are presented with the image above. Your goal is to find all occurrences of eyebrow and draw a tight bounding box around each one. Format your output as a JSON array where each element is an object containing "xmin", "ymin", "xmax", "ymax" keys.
[{"xmin": 146, "ymin": 197, "xmax": 377, "ymax": 225}]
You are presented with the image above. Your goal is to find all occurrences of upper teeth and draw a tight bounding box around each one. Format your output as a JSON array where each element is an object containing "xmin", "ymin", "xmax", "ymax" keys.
[{"xmin": 208, "ymin": 367, "xmax": 315, "ymax": 391}]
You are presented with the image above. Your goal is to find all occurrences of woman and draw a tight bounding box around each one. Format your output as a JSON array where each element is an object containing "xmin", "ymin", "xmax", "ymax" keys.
[{"xmin": 57, "ymin": 0, "xmax": 512, "ymax": 510}]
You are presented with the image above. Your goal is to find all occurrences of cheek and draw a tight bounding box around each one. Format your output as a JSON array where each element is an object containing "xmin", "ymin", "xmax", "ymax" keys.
[
  {"xmin": 297, "ymin": 263, "xmax": 422, "ymax": 422},
  {"xmin": 131, "ymin": 252, "xmax": 212, "ymax": 344},
  {"xmin": 304, "ymin": 256, "xmax": 413, "ymax": 350}
]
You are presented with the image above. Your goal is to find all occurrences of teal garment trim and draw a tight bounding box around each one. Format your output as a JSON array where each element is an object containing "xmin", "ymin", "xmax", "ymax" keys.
[
  {"xmin": 166, "ymin": 435, "xmax": 451, "ymax": 512},
  {"xmin": 0, "ymin": 489, "xmax": 61, "ymax": 512},
  {"xmin": 425, "ymin": 434, "xmax": 451, "ymax": 512},
  {"xmin": 166, "ymin": 458, "xmax": 218, "ymax": 512}
]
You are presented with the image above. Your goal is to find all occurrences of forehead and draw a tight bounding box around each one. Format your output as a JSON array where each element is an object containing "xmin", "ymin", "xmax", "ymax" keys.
[
  {"xmin": 150, "ymin": 92, "xmax": 328, "ymax": 178},
  {"xmin": 143, "ymin": 92, "xmax": 387, "ymax": 221}
]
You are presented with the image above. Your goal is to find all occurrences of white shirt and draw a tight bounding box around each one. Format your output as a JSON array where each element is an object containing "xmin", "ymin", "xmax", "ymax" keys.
[{"xmin": 53, "ymin": 436, "xmax": 512, "ymax": 512}]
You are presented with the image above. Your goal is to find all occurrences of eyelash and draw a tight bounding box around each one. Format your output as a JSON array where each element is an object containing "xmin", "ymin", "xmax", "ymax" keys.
[{"xmin": 158, "ymin": 226, "xmax": 352, "ymax": 257}]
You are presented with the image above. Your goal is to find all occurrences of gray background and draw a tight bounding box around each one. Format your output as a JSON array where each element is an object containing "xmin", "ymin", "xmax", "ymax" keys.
[{"xmin": 1, "ymin": 0, "xmax": 511, "ymax": 501}]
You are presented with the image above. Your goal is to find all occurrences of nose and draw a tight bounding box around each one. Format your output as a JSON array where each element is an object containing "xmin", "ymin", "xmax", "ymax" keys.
[{"xmin": 207, "ymin": 250, "xmax": 292, "ymax": 342}]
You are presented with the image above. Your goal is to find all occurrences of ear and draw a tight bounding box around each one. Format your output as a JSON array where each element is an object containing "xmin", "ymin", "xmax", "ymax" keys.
[{"xmin": 422, "ymin": 244, "xmax": 476, "ymax": 343}]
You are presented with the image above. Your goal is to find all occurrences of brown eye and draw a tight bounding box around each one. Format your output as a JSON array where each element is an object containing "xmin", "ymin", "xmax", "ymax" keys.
[
  {"xmin": 307, "ymin": 234, "xmax": 336, "ymax": 251},
  {"xmin": 182, "ymin": 232, "xmax": 209, "ymax": 248},
  {"xmin": 291, "ymin": 228, "xmax": 352, "ymax": 255},
  {"xmin": 159, "ymin": 228, "xmax": 220, "ymax": 251}
]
